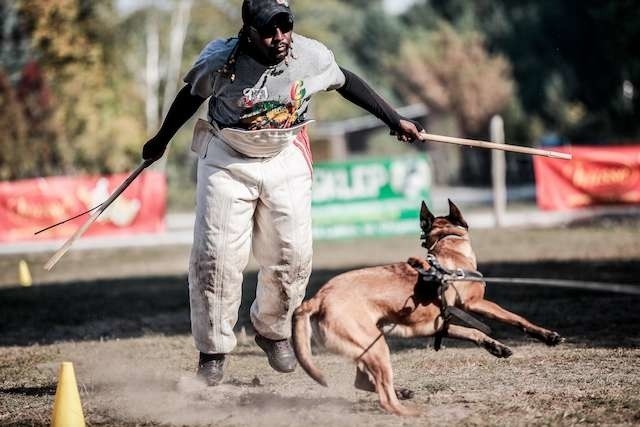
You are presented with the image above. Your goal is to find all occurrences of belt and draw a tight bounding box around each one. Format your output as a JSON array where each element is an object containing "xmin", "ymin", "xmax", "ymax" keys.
[{"xmin": 210, "ymin": 119, "xmax": 315, "ymax": 159}]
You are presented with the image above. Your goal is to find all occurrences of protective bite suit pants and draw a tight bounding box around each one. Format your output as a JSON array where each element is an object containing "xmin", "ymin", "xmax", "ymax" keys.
[{"xmin": 188, "ymin": 121, "xmax": 313, "ymax": 354}]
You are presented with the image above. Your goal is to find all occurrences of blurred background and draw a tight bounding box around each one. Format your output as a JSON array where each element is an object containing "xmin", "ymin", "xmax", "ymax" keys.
[
  {"xmin": 1, "ymin": 3, "xmax": 640, "ymax": 425},
  {"xmin": 0, "ymin": 0, "xmax": 639, "ymax": 278}
]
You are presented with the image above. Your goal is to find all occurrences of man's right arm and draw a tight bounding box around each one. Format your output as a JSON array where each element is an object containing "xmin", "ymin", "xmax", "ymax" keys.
[
  {"xmin": 336, "ymin": 67, "xmax": 424, "ymax": 143},
  {"xmin": 142, "ymin": 84, "xmax": 206, "ymax": 162}
]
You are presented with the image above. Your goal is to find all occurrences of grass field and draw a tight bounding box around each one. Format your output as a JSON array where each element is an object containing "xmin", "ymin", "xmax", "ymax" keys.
[{"xmin": 1, "ymin": 220, "xmax": 639, "ymax": 426}]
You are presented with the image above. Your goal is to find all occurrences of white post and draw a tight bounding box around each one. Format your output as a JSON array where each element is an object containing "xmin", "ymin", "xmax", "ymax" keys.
[
  {"xmin": 490, "ymin": 115, "xmax": 506, "ymax": 227},
  {"xmin": 161, "ymin": 0, "xmax": 193, "ymax": 118},
  {"xmin": 155, "ymin": 0, "xmax": 193, "ymax": 172},
  {"xmin": 145, "ymin": 8, "xmax": 160, "ymax": 136},
  {"xmin": 329, "ymin": 132, "xmax": 348, "ymax": 161}
]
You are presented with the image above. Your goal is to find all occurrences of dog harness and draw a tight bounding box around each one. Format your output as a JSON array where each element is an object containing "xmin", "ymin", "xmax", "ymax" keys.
[{"xmin": 413, "ymin": 254, "xmax": 492, "ymax": 351}]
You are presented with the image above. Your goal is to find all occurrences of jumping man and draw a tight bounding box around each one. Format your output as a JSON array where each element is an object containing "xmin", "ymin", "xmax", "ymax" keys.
[{"xmin": 142, "ymin": 0, "xmax": 424, "ymax": 386}]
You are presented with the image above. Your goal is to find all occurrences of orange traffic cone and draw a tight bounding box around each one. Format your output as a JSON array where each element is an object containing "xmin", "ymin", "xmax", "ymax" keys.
[
  {"xmin": 19, "ymin": 260, "xmax": 32, "ymax": 287},
  {"xmin": 51, "ymin": 362, "xmax": 86, "ymax": 427}
]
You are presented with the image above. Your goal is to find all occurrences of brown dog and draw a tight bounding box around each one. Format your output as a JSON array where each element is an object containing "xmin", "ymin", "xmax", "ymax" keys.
[{"xmin": 293, "ymin": 200, "xmax": 562, "ymax": 416}]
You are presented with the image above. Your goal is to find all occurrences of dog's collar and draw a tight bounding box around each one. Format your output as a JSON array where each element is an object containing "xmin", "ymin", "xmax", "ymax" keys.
[{"xmin": 428, "ymin": 234, "xmax": 468, "ymax": 252}]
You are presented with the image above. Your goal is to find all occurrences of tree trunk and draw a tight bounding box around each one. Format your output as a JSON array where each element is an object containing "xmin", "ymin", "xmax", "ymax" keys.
[{"xmin": 145, "ymin": 9, "xmax": 159, "ymax": 136}]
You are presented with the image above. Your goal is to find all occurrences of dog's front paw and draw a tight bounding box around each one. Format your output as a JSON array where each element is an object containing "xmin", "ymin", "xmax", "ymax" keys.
[
  {"xmin": 395, "ymin": 387, "xmax": 415, "ymax": 400},
  {"xmin": 545, "ymin": 331, "xmax": 563, "ymax": 346},
  {"xmin": 483, "ymin": 339, "xmax": 513, "ymax": 358}
]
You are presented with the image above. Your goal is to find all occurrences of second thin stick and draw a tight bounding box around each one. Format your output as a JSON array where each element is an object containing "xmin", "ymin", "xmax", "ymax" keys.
[{"xmin": 419, "ymin": 132, "xmax": 572, "ymax": 160}]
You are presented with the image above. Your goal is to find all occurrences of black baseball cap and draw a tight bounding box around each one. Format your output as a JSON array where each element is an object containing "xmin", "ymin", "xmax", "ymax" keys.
[{"xmin": 242, "ymin": 0, "xmax": 294, "ymax": 30}]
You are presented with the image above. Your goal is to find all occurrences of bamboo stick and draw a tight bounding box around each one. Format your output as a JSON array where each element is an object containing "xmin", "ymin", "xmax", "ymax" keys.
[{"xmin": 419, "ymin": 132, "xmax": 572, "ymax": 160}]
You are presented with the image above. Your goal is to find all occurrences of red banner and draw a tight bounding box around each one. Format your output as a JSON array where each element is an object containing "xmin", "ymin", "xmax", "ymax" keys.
[
  {"xmin": 533, "ymin": 145, "xmax": 640, "ymax": 210},
  {"xmin": 0, "ymin": 171, "xmax": 167, "ymax": 242}
]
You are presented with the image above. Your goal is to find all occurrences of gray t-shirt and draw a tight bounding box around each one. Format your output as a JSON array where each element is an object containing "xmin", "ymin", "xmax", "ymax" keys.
[{"xmin": 184, "ymin": 33, "xmax": 345, "ymax": 130}]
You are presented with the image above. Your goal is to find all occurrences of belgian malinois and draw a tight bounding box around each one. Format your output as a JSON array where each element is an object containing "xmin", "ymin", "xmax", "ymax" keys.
[{"xmin": 293, "ymin": 200, "xmax": 562, "ymax": 416}]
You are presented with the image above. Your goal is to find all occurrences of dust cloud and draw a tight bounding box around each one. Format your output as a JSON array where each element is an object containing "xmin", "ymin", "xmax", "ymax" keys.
[{"xmin": 76, "ymin": 340, "xmax": 367, "ymax": 427}]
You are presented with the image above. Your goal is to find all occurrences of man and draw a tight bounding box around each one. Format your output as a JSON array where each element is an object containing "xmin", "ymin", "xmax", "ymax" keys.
[{"xmin": 142, "ymin": 0, "xmax": 424, "ymax": 386}]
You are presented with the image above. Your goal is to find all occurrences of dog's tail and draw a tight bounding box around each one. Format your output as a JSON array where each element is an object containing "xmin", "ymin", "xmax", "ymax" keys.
[{"xmin": 292, "ymin": 299, "xmax": 327, "ymax": 387}]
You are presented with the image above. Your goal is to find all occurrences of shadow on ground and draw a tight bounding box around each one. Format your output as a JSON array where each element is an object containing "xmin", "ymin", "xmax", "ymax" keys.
[
  {"xmin": 0, "ymin": 260, "xmax": 638, "ymax": 348},
  {"xmin": 0, "ymin": 385, "xmax": 57, "ymax": 397}
]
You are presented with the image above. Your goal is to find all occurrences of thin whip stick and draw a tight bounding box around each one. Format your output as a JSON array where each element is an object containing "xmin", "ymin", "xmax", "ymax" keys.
[
  {"xmin": 44, "ymin": 160, "xmax": 152, "ymax": 271},
  {"xmin": 34, "ymin": 204, "xmax": 103, "ymax": 235}
]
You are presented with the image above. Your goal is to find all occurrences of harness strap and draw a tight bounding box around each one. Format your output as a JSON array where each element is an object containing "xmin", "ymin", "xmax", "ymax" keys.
[
  {"xmin": 446, "ymin": 306, "xmax": 492, "ymax": 335},
  {"xmin": 427, "ymin": 234, "xmax": 467, "ymax": 251},
  {"xmin": 434, "ymin": 327, "xmax": 446, "ymax": 351},
  {"xmin": 414, "ymin": 254, "xmax": 492, "ymax": 351}
]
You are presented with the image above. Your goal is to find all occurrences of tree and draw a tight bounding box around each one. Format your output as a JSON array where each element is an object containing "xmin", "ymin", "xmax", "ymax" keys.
[
  {"xmin": 409, "ymin": 0, "xmax": 640, "ymax": 142},
  {"xmin": 345, "ymin": 4, "xmax": 402, "ymax": 81},
  {"xmin": 0, "ymin": 70, "xmax": 27, "ymax": 180},
  {"xmin": 16, "ymin": 61, "xmax": 68, "ymax": 178},
  {"xmin": 0, "ymin": 2, "xmax": 30, "ymax": 83},
  {"xmin": 391, "ymin": 24, "xmax": 513, "ymax": 137},
  {"xmin": 12, "ymin": 0, "xmax": 146, "ymax": 177}
]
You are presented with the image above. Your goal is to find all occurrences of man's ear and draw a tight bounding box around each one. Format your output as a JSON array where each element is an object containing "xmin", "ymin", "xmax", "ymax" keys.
[
  {"xmin": 420, "ymin": 200, "xmax": 435, "ymax": 232},
  {"xmin": 447, "ymin": 199, "xmax": 468, "ymax": 229}
]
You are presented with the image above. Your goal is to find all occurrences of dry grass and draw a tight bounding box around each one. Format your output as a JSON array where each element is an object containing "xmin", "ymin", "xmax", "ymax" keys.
[
  {"xmin": 1, "ymin": 220, "xmax": 639, "ymax": 426},
  {"xmin": 1, "ymin": 338, "xmax": 639, "ymax": 426}
]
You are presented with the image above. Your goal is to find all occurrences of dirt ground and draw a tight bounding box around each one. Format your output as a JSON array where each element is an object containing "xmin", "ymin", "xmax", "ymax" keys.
[{"xmin": 1, "ymin": 219, "xmax": 639, "ymax": 426}]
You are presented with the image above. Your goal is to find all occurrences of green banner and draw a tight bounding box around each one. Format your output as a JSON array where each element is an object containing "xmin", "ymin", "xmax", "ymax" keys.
[{"xmin": 312, "ymin": 154, "xmax": 432, "ymax": 239}]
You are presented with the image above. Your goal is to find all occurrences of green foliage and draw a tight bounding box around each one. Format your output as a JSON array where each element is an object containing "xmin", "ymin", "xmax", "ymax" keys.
[
  {"xmin": 0, "ymin": 70, "xmax": 27, "ymax": 180},
  {"xmin": 346, "ymin": 5, "xmax": 402, "ymax": 78},
  {"xmin": 406, "ymin": 0, "xmax": 640, "ymax": 142},
  {"xmin": 391, "ymin": 23, "xmax": 513, "ymax": 136},
  {"xmin": 24, "ymin": 0, "xmax": 146, "ymax": 175},
  {"xmin": 0, "ymin": 0, "xmax": 146, "ymax": 181},
  {"xmin": 0, "ymin": 2, "xmax": 31, "ymax": 82},
  {"xmin": 3, "ymin": 0, "xmax": 639, "ymax": 186},
  {"xmin": 184, "ymin": 2, "xmax": 239, "ymax": 59},
  {"xmin": 292, "ymin": 0, "xmax": 372, "ymax": 121}
]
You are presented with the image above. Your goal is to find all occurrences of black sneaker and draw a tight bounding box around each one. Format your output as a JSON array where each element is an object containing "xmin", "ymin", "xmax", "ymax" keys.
[
  {"xmin": 196, "ymin": 353, "xmax": 225, "ymax": 386},
  {"xmin": 254, "ymin": 334, "xmax": 297, "ymax": 373}
]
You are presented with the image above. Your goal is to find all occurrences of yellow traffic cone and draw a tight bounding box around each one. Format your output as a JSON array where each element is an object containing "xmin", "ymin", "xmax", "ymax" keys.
[
  {"xmin": 19, "ymin": 260, "xmax": 32, "ymax": 287},
  {"xmin": 51, "ymin": 362, "xmax": 86, "ymax": 427}
]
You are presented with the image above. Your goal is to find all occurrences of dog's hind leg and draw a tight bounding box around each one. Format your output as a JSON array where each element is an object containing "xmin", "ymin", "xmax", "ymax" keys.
[
  {"xmin": 319, "ymin": 318, "xmax": 419, "ymax": 414},
  {"xmin": 354, "ymin": 366, "xmax": 415, "ymax": 400},
  {"xmin": 465, "ymin": 299, "xmax": 563, "ymax": 345},
  {"xmin": 445, "ymin": 324, "xmax": 513, "ymax": 358},
  {"xmin": 358, "ymin": 339, "xmax": 420, "ymax": 416}
]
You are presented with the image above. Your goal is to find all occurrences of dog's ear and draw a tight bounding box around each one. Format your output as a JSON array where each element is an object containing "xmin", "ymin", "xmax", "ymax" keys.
[
  {"xmin": 447, "ymin": 199, "xmax": 468, "ymax": 229},
  {"xmin": 420, "ymin": 200, "xmax": 435, "ymax": 231}
]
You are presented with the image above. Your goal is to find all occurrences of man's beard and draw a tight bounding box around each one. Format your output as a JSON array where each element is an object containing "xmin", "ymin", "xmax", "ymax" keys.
[{"xmin": 269, "ymin": 41, "xmax": 290, "ymax": 62}]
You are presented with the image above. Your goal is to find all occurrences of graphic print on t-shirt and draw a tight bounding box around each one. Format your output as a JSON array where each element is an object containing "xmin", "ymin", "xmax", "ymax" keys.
[{"xmin": 238, "ymin": 80, "xmax": 310, "ymax": 130}]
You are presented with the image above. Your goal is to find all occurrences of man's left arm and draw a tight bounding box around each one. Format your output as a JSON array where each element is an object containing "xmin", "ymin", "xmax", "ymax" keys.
[{"xmin": 336, "ymin": 67, "xmax": 424, "ymax": 143}]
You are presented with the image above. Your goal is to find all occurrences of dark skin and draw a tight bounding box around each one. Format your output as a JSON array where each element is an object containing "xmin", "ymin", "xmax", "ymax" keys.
[
  {"xmin": 142, "ymin": 17, "xmax": 424, "ymax": 162},
  {"xmin": 393, "ymin": 120, "xmax": 424, "ymax": 143},
  {"xmin": 246, "ymin": 17, "xmax": 293, "ymax": 65}
]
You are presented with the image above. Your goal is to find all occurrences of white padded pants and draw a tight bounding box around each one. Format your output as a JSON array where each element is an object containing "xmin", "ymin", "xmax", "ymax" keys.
[{"xmin": 188, "ymin": 121, "xmax": 313, "ymax": 354}]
